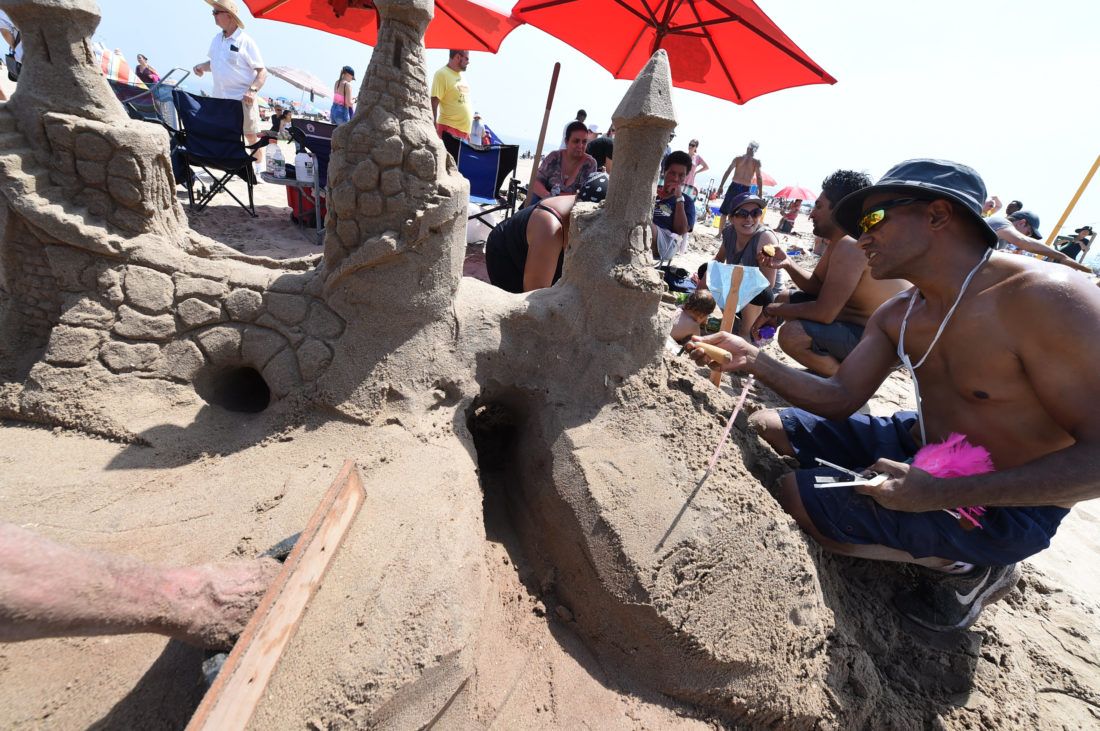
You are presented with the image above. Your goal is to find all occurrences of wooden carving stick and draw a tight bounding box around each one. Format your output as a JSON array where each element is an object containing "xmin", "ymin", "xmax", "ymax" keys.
[{"xmin": 187, "ymin": 460, "xmax": 366, "ymax": 731}]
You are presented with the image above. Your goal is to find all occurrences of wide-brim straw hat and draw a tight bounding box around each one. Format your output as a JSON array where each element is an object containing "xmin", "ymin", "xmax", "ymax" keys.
[{"xmin": 205, "ymin": 0, "xmax": 246, "ymax": 28}]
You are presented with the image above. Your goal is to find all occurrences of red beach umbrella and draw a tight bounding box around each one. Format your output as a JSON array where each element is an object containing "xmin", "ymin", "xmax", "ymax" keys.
[
  {"xmin": 511, "ymin": 0, "xmax": 834, "ymax": 103},
  {"xmin": 760, "ymin": 171, "xmax": 777, "ymax": 187},
  {"xmin": 773, "ymin": 185, "xmax": 815, "ymax": 200},
  {"xmin": 245, "ymin": 0, "xmax": 523, "ymax": 53}
]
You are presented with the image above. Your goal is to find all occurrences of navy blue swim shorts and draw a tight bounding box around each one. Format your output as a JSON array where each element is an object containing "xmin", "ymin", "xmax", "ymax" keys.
[{"xmin": 780, "ymin": 407, "xmax": 1069, "ymax": 565}]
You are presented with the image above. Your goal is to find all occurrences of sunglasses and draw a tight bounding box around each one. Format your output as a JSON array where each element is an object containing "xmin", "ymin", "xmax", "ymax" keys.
[
  {"xmin": 733, "ymin": 207, "xmax": 764, "ymax": 219},
  {"xmin": 212, "ymin": 9, "xmax": 229, "ymax": 15},
  {"xmin": 856, "ymin": 197, "xmax": 927, "ymax": 234}
]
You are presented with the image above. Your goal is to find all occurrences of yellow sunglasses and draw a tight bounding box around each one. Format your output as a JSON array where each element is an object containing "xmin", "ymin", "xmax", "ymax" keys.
[{"xmin": 857, "ymin": 197, "xmax": 926, "ymax": 234}]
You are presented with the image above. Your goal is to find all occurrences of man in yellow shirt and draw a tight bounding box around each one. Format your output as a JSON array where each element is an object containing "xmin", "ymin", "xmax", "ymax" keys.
[{"xmin": 431, "ymin": 49, "xmax": 472, "ymax": 157}]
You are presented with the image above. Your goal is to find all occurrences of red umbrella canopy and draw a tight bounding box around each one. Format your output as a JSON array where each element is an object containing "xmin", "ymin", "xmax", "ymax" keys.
[
  {"xmin": 511, "ymin": 0, "xmax": 834, "ymax": 103},
  {"xmin": 760, "ymin": 171, "xmax": 777, "ymax": 187},
  {"xmin": 773, "ymin": 185, "xmax": 816, "ymax": 200},
  {"xmin": 246, "ymin": 0, "xmax": 523, "ymax": 53}
]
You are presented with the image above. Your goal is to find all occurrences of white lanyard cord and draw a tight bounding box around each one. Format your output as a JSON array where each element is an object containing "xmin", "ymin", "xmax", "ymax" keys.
[{"xmin": 897, "ymin": 248, "xmax": 992, "ymax": 444}]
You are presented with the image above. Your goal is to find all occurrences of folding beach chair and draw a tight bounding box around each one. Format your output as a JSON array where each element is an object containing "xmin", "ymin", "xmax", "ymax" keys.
[
  {"xmin": 107, "ymin": 79, "xmax": 160, "ymax": 123},
  {"xmin": 289, "ymin": 118, "xmax": 336, "ymax": 189},
  {"xmin": 173, "ymin": 89, "xmax": 264, "ymax": 217},
  {"xmin": 456, "ymin": 141, "xmax": 521, "ymax": 228}
]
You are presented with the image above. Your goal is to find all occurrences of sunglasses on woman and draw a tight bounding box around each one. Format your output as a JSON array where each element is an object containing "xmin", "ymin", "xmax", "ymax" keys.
[
  {"xmin": 857, "ymin": 197, "xmax": 928, "ymax": 234},
  {"xmin": 733, "ymin": 207, "xmax": 763, "ymax": 219}
]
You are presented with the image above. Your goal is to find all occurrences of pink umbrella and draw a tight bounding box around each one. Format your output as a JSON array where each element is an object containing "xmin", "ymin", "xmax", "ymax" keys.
[
  {"xmin": 760, "ymin": 171, "xmax": 778, "ymax": 187},
  {"xmin": 773, "ymin": 185, "xmax": 815, "ymax": 200}
]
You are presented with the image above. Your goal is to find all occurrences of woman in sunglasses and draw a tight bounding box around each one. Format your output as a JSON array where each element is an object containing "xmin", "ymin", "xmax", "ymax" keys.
[{"xmin": 711, "ymin": 192, "xmax": 779, "ymax": 337}]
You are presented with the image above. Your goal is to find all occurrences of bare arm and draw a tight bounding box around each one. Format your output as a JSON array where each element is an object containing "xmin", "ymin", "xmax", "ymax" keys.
[
  {"xmin": 431, "ymin": 96, "xmax": 439, "ymax": 121},
  {"xmin": 0, "ymin": 29, "xmax": 15, "ymax": 48},
  {"xmin": 860, "ymin": 272, "xmax": 1100, "ymax": 511},
  {"xmin": 997, "ymin": 227, "xmax": 1091, "ymax": 272},
  {"xmin": 671, "ymin": 197, "xmax": 689, "ymax": 235},
  {"xmin": 769, "ymin": 240, "xmax": 865, "ymax": 323},
  {"xmin": 761, "ymin": 247, "xmax": 819, "ymax": 293},
  {"xmin": 687, "ymin": 303, "xmax": 900, "ymax": 418},
  {"xmin": 0, "ymin": 523, "xmax": 278, "ymax": 649},
  {"xmin": 718, "ymin": 157, "xmax": 738, "ymax": 191},
  {"xmin": 754, "ymin": 161, "xmax": 763, "ymax": 195},
  {"xmin": 192, "ymin": 60, "xmax": 212, "ymax": 76}
]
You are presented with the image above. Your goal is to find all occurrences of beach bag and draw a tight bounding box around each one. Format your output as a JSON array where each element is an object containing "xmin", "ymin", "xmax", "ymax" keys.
[{"xmin": 655, "ymin": 262, "xmax": 695, "ymax": 294}]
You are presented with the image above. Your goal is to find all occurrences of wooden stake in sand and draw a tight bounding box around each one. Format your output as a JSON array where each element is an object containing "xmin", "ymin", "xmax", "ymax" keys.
[
  {"xmin": 710, "ymin": 266, "xmax": 744, "ymax": 386},
  {"xmin": 186, "ymin": 461, "xmax": 366, "ymax": 731},
  {"xmin": 528, "ymin": 62, "xmax": 561, "ymax": 193}
]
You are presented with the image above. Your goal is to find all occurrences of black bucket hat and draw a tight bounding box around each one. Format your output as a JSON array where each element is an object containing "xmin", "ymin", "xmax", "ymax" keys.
[{"xmin": 832, "ymin": 159, "xmax": 998, "ymax": 247}]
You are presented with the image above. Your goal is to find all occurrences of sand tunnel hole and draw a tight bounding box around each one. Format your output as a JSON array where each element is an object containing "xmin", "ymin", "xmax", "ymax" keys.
[{"xmin": 196, "ymin": 365, "xmax": 271, "ymax": 413}]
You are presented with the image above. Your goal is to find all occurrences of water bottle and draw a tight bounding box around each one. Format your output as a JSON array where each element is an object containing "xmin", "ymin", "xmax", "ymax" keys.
[
  {"xmin": 265, "ymin": 140, "xmax": 278, "ymax": 175},
  {"xmin": 271, "ymin": 143, "xmax": 286, "ymax": 179}
]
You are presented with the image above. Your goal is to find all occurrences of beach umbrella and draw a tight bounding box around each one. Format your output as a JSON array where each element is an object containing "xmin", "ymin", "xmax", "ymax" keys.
[
  {"xmin": 773, "ymin": 185, "xmax": 815, "ymax": 200},
  {"xmin": 511, "ymin": 0, "xmax": 834, "ymax": 104},
  {"xmin": 267, "ymin": 66, "xmax": 331, "ymax": 101},
  {"xmin": 244, "ymin": 0, "xmax": 523, "ymax": 53},
  {"xmin": 92, "ymin": 43, "xmax": 144, "ymax": 87},
  {"xmin": 760, "ymin": 171, "xmax": 777, "ymax": 187}
]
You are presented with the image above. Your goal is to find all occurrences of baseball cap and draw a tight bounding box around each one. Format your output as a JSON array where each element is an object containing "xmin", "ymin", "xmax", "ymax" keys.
[
  {"xmin": 832, "ymin": 159, "xmax": 998, "ymax": 247},
  {"xmin": 727, "ymin": 192, "xmax": 765, "ymax": 210},
  {"xmin": 1008, "ymin": 210, "xmax": 1042, "ymax": 239},
  {"xmin": 587, "ymin": 123, "xmax": 600, "ymax": 134},
  {"xmin": 577, "ymin": 172, "xmax": 609, "ymax": 203},
  {"xmin": 341, "ymin": 65, "xmax": 356, "ymax": 79}
]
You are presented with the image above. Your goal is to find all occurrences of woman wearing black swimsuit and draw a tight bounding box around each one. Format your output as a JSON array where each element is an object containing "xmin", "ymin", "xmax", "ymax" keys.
[{"xmin": 485, "ymin": 172, "xmax": 608, "ymax": 293}]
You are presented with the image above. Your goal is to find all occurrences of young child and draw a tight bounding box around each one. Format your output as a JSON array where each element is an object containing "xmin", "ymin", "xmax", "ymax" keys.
[{"xmin": 670, "ymin": 289, "xmax": 717, "ymax": 344}]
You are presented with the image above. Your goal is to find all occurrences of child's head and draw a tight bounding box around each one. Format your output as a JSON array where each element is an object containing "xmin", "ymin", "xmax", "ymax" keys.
[{"xmin": 683, "ymin": 289, "xmax": 716, "ymax": 323}]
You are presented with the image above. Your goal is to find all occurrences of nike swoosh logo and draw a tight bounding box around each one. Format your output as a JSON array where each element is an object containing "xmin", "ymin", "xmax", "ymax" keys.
[{"xmin": 955, "ymin": 568, "xmax": 991, "ymax": 604}]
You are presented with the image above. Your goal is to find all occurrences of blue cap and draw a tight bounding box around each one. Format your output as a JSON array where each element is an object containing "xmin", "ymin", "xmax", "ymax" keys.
[
  {"xmin": 833, "ymin": 159, "xmax": 998, "ymax": 246},
  {"xmin": 1009, "ymin": 210, "xmax": 1042, "ymax": 239}
]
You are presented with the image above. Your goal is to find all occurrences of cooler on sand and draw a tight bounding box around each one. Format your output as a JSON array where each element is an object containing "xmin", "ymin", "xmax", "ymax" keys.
[{"xmin": 287, "ymin": 185, "xmax": 326, "ymax": 228}]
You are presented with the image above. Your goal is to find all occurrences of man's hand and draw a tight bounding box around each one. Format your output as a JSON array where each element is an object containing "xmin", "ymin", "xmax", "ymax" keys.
[
  {"xmin": 1052, "ymin": 251, "xmax": 1094, "ymax": 274},
  {"xmin": 193, "ymin": 64, "xmax": 205, "ymax": 77},
  {"xmin": 243, "ymin": 89, "xmax": 255, "ymax": 106},
  {"xmin": 751, "ymin": 306, "xmax": 781, "ymax": 343},
  {"xmin": 757, "ymin": 245, "xmax": 788, "ymax": 269},
  {"xmin": 854, "ymin": 458, "xmax": 940, "ymax": 512},
  {"xmin": 658, "ymin": 181, "xmax": 682, "ymax": 200},
  {"xmin": 685, "ymin": 332, "xmax": 757, "ymax": 372}
]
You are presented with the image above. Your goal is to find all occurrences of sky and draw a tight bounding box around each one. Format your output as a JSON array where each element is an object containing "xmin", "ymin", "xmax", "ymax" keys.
[{"xmin": 92, "ymin": 0, "xmax": 1098, "ymax": 239}]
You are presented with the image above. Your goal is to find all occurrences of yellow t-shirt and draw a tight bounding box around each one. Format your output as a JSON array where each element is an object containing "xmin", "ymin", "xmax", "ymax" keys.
[{"xmin": 431, "ymin": 65, "xmax": 472, "ymax": 134}]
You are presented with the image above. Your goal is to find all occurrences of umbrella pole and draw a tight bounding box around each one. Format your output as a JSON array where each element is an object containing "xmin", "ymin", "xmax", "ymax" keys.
[
  {"xmin": 1044, "ymin": 153, "xmax": 1100, "ymax": 245},
  {"xmin": 528, "ymin": 62, "xmax": 561, "ymax": 192}
]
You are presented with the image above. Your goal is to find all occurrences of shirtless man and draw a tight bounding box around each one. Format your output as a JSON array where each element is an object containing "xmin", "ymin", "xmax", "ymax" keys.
[
  {"xmin": 752, "ymin": 170, "xmax": 909, "ymax": 376},
  {"xmin": 0, "ymin": 522, "xmax": 279, "ymax": 649},
  {"xmin": 716, "ymin": 141, "xmax": 764, "ymax": 232},
  {"xmin": 688, "ymin": 159, "xmax": 1100, "ymax": 632}
]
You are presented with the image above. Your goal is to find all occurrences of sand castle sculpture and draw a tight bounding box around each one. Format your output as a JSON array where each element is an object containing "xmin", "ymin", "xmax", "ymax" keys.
[{"xmin": 1, "ymin": 0, "xmax": 1096, "ymax": 728}]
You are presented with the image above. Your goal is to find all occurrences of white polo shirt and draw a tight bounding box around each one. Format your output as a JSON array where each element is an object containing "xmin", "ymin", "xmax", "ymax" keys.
[{"xmin": 207, "ymin": 27, "xmax": 264, "ymax": 100}]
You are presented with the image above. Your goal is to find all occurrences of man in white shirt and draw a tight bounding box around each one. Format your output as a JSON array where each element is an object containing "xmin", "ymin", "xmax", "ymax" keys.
[{"xmin": 192, "ymin": 0, "xmax": 267, "ymax": 169}]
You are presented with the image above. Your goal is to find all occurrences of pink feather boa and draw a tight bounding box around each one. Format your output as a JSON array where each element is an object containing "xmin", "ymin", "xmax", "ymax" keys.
[{"xmin": 912, "ymin": 433, "xmax": 994, "ymax": 528}]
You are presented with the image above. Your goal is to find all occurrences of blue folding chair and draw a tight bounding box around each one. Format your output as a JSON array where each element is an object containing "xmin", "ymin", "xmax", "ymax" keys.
[
  {"xmin": 289, "ymin": 118, "xmax": 335, "ymax": 189},
  {"xmin": 455, "ymin": 141, "xmax": 521, "ymax": 228},
  {"xmin": 173, "ymin": 89, "xmax": 264, "ymax": 217}
]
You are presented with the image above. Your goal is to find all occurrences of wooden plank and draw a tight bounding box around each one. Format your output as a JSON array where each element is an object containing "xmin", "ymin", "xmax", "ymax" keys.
[
  {"xmin": 187, "ymin": 460, "xmax": 365, "ymax": 731},
  {"xmin": 710, "ymin": 266, "xmax": 744, "ymax": 386}
]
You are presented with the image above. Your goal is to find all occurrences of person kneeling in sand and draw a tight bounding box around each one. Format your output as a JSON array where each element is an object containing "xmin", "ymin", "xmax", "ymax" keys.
[
  {"xmin": 751, "ymin": 170, "xmax": 909, "ymax": 376},
  {"xmin": 0, "ymin": 522, "xmax": 279, "ymax": 650},
  {"xmin": 485, "ymin": 172, "xmax": 608, "ymax": 293},
  {"xmin": 688, "ymin": 159, "xmax": 1100, "ymax": 632},
  {"xmin": 670, "ymin": 289, "xmax": 717, "ymax": 344}
]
